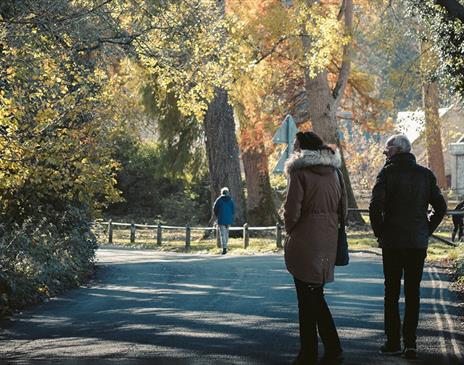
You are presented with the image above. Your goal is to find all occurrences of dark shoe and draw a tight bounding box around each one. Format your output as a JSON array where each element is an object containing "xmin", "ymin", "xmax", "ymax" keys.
[
  {"xmin": 379, "ymin": 342, "xmax": 402, "ymax": 355},
  {"xmin": 320, "ymin": 349, "xmax": 343, "ymax": 364},
  {"xmin": 403, "ymin": 347, "xmax": 417, "ymax": 360},
  {"xmin": 222, "ymin": 248, "xmax": 227, "ymax": 255}
]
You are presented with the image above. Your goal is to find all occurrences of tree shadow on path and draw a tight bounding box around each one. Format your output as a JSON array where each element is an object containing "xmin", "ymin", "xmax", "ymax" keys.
[{"xmin": 0, "ymin": 252, "xmax": 461, "ymax": 365}]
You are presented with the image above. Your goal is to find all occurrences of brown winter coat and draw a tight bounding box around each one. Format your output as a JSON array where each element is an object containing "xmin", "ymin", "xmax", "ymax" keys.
[{"xmin": 283, "ymin": 148, "xmax": 347, "ymax": 284}]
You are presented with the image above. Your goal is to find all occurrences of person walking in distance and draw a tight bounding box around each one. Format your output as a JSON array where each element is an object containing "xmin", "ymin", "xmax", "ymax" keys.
[
  {"xmin": 451, "ymin": 200, "xmax": 464, "ymax": 242},
  {"xmin": 369, "ymin": 134, "xmax": 447, "ymax": 359},
  {"xmin": 213, "ymin": 187, "xmax": 235, "ymax": 255},
  {"xmin": 284, "ymin": 131, "xmax": 346, "ymax": 365}
]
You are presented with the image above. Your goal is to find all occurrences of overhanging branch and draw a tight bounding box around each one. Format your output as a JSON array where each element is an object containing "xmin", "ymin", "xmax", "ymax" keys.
[{"xmin": 434, "ymin": 0, "xmax": 464, "ymax": 22}]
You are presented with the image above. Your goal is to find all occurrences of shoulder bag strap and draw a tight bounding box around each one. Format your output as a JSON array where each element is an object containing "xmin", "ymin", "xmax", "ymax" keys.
[{"xmin": 335, "ymin": 168, "xmax": 345, "ymax": 227}]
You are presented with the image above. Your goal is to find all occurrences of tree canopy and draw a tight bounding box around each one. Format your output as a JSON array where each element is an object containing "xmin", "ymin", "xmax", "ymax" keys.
[
  {"xmin": 407, "ymin": 0, "xmax": 464, "ymax": 95},
  {"xmin": 0, "ymin": 0, "xmax": 127, "ymax": 223}
]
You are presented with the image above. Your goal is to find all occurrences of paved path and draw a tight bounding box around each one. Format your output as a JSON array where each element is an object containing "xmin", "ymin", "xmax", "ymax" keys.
[{"xmin": 0, "ymin": 249, "xmax": 462, "ymax": 365}]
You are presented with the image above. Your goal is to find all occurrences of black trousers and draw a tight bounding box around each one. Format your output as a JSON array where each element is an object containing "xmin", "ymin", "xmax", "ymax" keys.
[
  {"xmin": 293, "ymin": 277, "xmax": 341, "ymax": 363},
  {"xmin": 382, "ymin": 248, "xmax": 427, "ymax": 348},
  {"xmin": 452, "ymin": 218, "xmax": 463, "ymax": 241}
]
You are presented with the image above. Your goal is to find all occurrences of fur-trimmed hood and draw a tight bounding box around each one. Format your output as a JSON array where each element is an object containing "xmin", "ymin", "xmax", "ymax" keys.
[{"xmin": 284, "ymin": 148, "xmax": 342, "ymax": 175}]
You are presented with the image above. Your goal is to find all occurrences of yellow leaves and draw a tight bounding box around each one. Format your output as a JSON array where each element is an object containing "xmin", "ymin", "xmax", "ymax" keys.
[
  {"xmin": 60, "ymin": 84, "xmax": 68, "ymax": 95},
  {"xmin": 135, "ymin": 0, "xmax": 235, "ymax": 119},
  {"xmin": 1, "ymin": 58, "xmax": 122, "ymax": 220},
  {"xmin": 1, "ymin": 96, "xmax": 13, "ymax": 108},
  {"xmin": 6, "ymin": 67, "xmax": 15, "ymax": 76},
  {"xmin": 35, "ymin": 108, "xmax": 58, "ymax": 124},
  {"xmin": 93, "ymin": 67, "xmax": 108, "ymax": 83},
  {"xmin": 294, "ymin": 2, "xmax": 348, "ymax": 77},
  {"xmin": 0, "ymin": 2, "xmax": 135, "ymax": 220},
  {"xmin": 36, "ymin": 285, "xmax": 49, "ymax": 296}
]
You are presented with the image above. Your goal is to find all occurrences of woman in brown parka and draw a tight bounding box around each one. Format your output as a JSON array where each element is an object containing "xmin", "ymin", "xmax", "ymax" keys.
[{"xmin": 283, "ymin": 131, "xmax": 347, "ymax": 365}]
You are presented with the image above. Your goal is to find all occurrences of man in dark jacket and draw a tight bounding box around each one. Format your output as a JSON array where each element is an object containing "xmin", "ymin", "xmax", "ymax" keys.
[
  {"xmin": 451, "ymin": 200, "xmax": 464, "ymax": 242},
  {"xmin": 213, "ymin": 187, "xmax": 235, "ymax": 255},
  {"xmin": 369, "ymin": 134, "xmax": 447, "ymax": 360}
]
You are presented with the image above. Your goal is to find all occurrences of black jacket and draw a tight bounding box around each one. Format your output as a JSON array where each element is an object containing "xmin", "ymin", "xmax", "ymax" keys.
[
  {"xmin": 452, "ymin": 201, "xmax": 464, "ymax": 225},
  {"xmin": 369, "ymin": 153, "xmax": 447, "ymax": 249}
]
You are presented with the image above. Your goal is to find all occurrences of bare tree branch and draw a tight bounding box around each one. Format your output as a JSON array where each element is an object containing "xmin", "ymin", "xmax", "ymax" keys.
[
  {"xmin": 337, "ymin": 0, "xmax": 346, "ymax": 21},
  {"xmin": 252, "ymin": 36, "xmax": 288, "ymax": 65},
  {"xmin": 332, "ymin": 0, "xmax": 352, "ymax": 104}
]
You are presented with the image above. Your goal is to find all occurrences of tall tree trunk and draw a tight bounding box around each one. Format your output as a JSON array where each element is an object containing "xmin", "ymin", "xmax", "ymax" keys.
[
  {"xmin": 242, "ymin": 145, "xmax": 279, "ymax": 225},
  {"xmin": 236, "ymin": 103, "xmax": 278, "ymax": 226},
  {"xmin": 422, "ymin": 81, "xmax": 446, "ymax": 188},
  {"xmin": 304, "ymin": 72, "xmax": 364, "ymax": 223},
  {"xmin": 201, "ymin": 0, "xmax": 246, "ymax": 226},
  {"xmin": 421, "ymin": 41, "xmax": 447, "ymax": 189},
  {"xmin": 304, "ymin": 71, "xmax": 338, "ymax": 143},
  {"xmin": 204, "ymin": 88, "xmax": 246, "ymax": 224},
  {"xmin": 302, "ymin": 0, "xmax": 364, "ymax": 224}
]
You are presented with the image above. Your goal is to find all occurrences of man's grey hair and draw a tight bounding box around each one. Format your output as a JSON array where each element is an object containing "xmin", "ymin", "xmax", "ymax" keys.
[
  {"xmin": 387, "ymin": 134, "xmax": 411, "ymax": 153},
  {"xmin": 221, "ymin": 187, "xmax": 229, "ymax": 195}
]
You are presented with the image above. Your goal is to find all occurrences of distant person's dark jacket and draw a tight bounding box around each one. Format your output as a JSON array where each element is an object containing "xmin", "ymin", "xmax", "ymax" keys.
[
  {"xmin": 213, "ymin": 195, "xmax": 235, "ymax": 225},
  {"xmin": 369, "ymin": 153, "xmax": 447, "ymax": 249},
  {"xmin": 452, "ymin": 201, "xmax": 464, "ymax": 226}
]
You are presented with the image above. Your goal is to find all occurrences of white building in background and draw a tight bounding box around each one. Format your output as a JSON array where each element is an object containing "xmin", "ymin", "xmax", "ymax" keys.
[
  {"xmin": 396, "ymin": 104, "xmax": 464, "ymax": 189},
  {"xmin": 450, "ymin": 136, "xmax": 464, "ymax": 197},
  {"xmin": 396, "ymin": 106, "xmax": 453, "ymax": 144}
]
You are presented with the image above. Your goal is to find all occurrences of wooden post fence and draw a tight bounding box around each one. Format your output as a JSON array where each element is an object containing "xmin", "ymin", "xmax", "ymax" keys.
[
  {"xmin": 185, "ymin": 225, "xmax": 191, "ymax": 250},
  {"xmin": 108, "ymin": 219, "xmax": 113, "ymax": 244},
  {"xmin": 96, "ymin": 208, "xmax": 461, "ymax": 251},
  {"xmin": 243, "ymin": 223, "xmax": 249, "ymax": 249},
  {"xmin": 130, "ymin": 223, "xmax": 136, "ymax": 243},
  {"xmin": 157, "ymin": 223, "xmax": 162, "ymax": 246}
]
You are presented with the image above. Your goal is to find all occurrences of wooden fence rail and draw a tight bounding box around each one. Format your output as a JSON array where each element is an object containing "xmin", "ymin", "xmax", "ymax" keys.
[
  {"xmin": 97, "ymin": 209, "xmax": 464, "ymax": 249},
  {"xmin": 100, "ymin": 219, "xmax": 283, "ymax": 249}
]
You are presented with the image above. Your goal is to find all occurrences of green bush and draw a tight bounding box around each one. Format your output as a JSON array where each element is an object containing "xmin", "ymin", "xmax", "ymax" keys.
[
  {"xmin": 106, "ymin": 133, "xmax": 211, "ymax": 225},
  {"xmin": 0, "ymin": 206, "xmax": 97, "ymax": 317}
]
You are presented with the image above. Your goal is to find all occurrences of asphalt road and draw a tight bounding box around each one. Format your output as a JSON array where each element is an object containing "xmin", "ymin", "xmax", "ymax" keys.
[{"xmin": 0, "ymin": 249, "xmax": 463, "ymax": 365}]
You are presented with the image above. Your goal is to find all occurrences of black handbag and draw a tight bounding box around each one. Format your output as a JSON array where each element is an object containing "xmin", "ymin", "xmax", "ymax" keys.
[
  {"xmin": 335, "ymin": 169, "xmax": 349, "ymax": 266},
  {"xmin": 335, "ymin": 224, "xmax": 349, "ymax": 266}
]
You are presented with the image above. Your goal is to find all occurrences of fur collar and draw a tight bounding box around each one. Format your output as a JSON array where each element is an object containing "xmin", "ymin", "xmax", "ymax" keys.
[{"xmin": 284, "ymin": 148, "xmax": 342, "ymax": 175}]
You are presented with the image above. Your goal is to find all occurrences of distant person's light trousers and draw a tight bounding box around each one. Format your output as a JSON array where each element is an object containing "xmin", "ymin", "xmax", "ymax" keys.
[
  {"xmin": 382, "ymin": 248, "xmax": 427, "ymax": 348},
  {"xmin": 219, "ymin": 224, "xmax": 229, "ymax": 249}
]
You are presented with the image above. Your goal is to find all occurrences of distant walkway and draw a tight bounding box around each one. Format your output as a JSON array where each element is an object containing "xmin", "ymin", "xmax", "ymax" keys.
[{"xmin": 0, "ymin": 249, "xmax": 462, "ymax": 364}]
